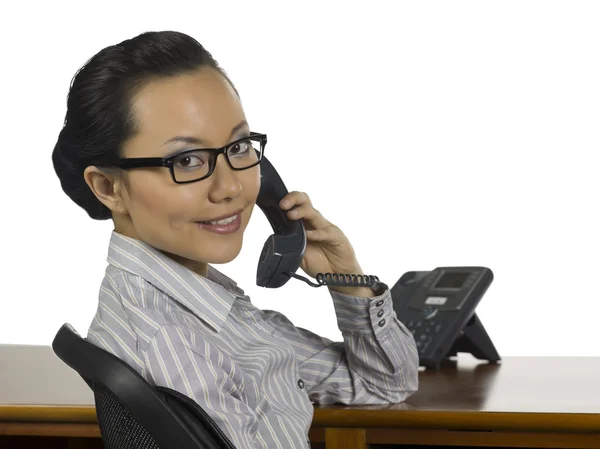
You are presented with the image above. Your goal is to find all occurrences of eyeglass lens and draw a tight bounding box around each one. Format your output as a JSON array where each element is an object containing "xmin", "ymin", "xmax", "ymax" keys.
[{"xmin": 172, "ymin": 137, "xmax": 263, "ymax": 182}]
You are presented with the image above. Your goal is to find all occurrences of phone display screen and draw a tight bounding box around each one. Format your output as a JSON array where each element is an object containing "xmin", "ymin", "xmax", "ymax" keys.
[{"xmin": 434, "ymin": 272, "xmax": 469, "ymax": 289}]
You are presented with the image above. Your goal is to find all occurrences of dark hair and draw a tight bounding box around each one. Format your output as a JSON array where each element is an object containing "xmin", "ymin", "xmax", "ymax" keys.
[{"xmin": 52, "ymin": 31, "xmax": 235, "ymax": 220}]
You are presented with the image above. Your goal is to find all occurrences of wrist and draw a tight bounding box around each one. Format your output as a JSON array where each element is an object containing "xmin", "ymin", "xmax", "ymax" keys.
[
  {"xmin": 326, "ymin": 264, "xmax": 376, "ymax": 297},
  {"xmin": 328, "ymin": 285, "xmax": 376, "ymax": 298}
]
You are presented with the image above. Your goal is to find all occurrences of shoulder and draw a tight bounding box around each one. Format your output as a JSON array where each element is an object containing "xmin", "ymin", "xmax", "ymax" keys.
[
  {"xmin": 101, "ymin": 265, "xmax": 164, "ymax": 308},
  {"xmin": 90, "ymin": 266, "xmax": 174, "ymax": 354}
]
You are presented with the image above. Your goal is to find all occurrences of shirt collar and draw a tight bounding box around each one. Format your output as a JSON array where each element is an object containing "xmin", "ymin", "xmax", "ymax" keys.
[{"xmin": 107, "ymin": 231, "xmax": 240, "ymax": 333}]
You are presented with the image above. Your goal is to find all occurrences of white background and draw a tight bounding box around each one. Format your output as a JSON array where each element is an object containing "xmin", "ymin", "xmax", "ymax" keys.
[{"xmin": 1, "ymin": 1, "xmax": 599, "ymax": 355}]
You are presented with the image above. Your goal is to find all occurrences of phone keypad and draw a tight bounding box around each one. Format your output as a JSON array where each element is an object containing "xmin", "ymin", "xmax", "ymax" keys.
[{"xmin": 405, "ymin": 319, "xmax": 444, "ymax": 354}]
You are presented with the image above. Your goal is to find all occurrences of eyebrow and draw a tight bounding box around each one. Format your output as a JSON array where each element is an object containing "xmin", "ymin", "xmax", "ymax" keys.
[{"xmin": 162, "ymin": 120, "xmax": 250, "ymax": 148}]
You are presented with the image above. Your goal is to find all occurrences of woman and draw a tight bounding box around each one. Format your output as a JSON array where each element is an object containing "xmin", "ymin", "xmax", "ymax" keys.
[{"xmin": 52, "ymin": 30, "xmax": 418, "ymax": 449}]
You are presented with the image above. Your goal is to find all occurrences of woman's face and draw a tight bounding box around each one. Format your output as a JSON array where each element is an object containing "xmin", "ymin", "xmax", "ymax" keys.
[{"xmin": 113, "ymin": 68, "xmax": 260, "ymax": 273}]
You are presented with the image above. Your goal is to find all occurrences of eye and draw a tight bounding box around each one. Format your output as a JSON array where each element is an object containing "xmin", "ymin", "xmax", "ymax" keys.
[
  {"xmin": 228, "ymin": 139, "xmax": 253, "ymax": 157},
  {"xmin": 174, "ymin": 151, "xmax": 206, "ymax": 170}
]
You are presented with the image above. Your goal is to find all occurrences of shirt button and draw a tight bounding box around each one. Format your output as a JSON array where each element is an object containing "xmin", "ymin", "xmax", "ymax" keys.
[
  {"xmin": 297, "ymin": 378, "xmax": 305, "ymax": 389},
  {"xmin": 378, "ymin": 319, "xmax": 386, "ymax": 327},
  {"xmin": 376, "ymin": 300, "xmax": 384, "ymax": 307},
  {"xmin": 377, "ymin": 309, "xmax": 384, "ymax": 318}
]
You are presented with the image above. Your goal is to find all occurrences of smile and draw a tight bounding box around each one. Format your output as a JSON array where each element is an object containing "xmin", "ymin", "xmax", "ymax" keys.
[
  {"xmin": 196, "ymin": 212, "xmax": 242, "ymax": 234},
  {"xmin": 203, "ymin": 214, "xmax": 238, "ymax": 225}
]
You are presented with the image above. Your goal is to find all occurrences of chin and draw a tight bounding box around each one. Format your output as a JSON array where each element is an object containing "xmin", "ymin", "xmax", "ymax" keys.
[
  {"xmin": 206, "ymin": 252, "xmax": 239, "ymax": 265},
  {"xmin": 203, "ymin": 242, "xmax": 243, "ymax": 265}
]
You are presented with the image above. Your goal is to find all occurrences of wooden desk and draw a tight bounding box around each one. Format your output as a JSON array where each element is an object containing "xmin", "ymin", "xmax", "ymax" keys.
[{"xmin": 1, "ymin": 345, "xmax": 599, "ymax": 449}]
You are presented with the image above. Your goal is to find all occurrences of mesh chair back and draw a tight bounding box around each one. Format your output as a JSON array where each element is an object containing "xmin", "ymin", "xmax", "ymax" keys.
[{"xmin": 52, "ymin": 323, "xmax": 236, "ymax": 449}]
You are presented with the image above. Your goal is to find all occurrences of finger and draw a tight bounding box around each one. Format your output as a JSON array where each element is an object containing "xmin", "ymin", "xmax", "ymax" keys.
[
  {"xmin": 286, "ymin": 203, "xmax": 330, "ymax": 228},
  {"xmin": 305, "ymin": 226, "xmax": 338, "ymax": 242},
  {"xmin": 279, "ymin": 191, "xmax": 311, "ymax": 210}
]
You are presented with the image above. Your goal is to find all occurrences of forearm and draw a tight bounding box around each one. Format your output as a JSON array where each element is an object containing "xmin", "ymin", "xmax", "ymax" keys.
[{"xmin": 326, "ymin": 286, "xmax": 420, "ymax": 403}]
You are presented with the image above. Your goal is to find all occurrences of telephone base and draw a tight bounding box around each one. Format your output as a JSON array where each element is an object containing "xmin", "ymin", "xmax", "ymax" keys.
[{"xmin": 426, "ymin": 313, "xmax": 500, "ymax": 370}]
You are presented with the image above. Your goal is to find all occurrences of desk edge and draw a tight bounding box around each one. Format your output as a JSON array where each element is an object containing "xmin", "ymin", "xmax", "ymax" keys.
[
  {"xmin": 0, "ymin": 405, "xmax": 97, "ymax": 423},
  {"xmin": 312, "ymin": 409, "xmax": 600, "ymax": 433}
]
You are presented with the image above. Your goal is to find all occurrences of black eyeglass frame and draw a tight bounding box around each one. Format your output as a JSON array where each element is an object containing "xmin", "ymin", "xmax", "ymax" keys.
[{"xmin": 101, "ymin": 132, "xmax": 267, "ymax": 184}]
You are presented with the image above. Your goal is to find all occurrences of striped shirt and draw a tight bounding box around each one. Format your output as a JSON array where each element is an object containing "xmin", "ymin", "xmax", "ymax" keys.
[{"xmin": 88, "ymin": 231, "xmax": 419, "ymax": 449}]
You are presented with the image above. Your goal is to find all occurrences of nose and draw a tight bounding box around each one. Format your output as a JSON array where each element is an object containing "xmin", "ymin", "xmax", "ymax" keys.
[{"xmin": 207, "ymin": 153, "xmax": 242, "ymax": 203}]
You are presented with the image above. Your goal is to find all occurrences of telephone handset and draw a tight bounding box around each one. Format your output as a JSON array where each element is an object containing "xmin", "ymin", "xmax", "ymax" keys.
[
  {"xmin": 255, "ymin": 156, "xmax": 306, "ymax": 288},
  {"xmin": 255, "ymin": 156, "xmax": 379, "ymax": 289}
]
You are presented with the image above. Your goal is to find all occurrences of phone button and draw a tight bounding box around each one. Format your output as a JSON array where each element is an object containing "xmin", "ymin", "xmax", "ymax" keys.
[{"xmin": 423, "ymin": 307, "xmax": 438, "ymax": 320}]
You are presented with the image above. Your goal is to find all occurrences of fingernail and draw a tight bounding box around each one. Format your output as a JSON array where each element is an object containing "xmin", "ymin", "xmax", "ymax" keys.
[{"xmin": 281, "ymin": 200, "xmax": 290, "ymax": 207}]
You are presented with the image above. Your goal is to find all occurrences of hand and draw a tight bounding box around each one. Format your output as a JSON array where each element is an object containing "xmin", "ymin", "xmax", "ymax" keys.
[{"xmin": 279, "ymin": 191, "xmax": 375, "ymax": 297}]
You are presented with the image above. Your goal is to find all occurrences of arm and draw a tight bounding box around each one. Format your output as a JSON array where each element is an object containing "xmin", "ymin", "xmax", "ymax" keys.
[
  {"xmin": 144, "ymin": 326, "xmax": 261, "ymax": 449},
  {"xmin": 260, "ymin": 284, "xmax": 419, "ymax": 405},
  {"xmin": 274, "ymin": 191, "xmax": 419, "ymax": 404}
]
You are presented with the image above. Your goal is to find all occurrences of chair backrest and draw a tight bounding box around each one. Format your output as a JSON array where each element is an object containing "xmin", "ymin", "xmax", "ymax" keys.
[{"xmin": 52, "ymin": 323, "xmax": 236, "ymax": 449}]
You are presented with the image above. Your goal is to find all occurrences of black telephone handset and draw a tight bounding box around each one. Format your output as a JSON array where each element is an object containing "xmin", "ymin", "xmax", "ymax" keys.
[
  {"xmin": 255, "ymin": 157, "xmax": 307, "ymax": 288},
  {"xmin": 255, "ymin": 157, "xmax": 379, "ymax": 289}
]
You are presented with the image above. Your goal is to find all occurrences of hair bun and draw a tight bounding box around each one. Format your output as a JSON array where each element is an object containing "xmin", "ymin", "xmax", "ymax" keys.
[{"xmin": 52, "ymin": 133, "xmax": 112, "ymax": 220}]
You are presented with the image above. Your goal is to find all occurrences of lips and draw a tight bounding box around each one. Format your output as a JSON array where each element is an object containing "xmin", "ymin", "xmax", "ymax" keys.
[
  {"xmin": 197, "ymin": 208, "xmax": 244, "ymax": 224},
  {"xmin": 200, "ymin": 214, "xmax": 238, "ymax": 225},
  {"xmin": 196, "ymin": 212, "xmax": 242, "ymax": 234}
]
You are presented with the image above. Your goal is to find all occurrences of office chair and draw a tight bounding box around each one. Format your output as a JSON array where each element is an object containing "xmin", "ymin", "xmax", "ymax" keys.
[{"xmin": 52, "ymin": 323, "xmax": 236, "ymax": 449}]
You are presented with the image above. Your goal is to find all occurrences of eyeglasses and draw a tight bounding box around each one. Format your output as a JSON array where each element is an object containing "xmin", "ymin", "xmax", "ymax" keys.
[{"xmin": 105, "ymin": 132, "xmax": 267, "ymax": 184}]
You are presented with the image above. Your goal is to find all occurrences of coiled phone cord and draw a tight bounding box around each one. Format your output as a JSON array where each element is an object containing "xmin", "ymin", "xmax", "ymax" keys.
[{"xmin": 286, "ymin": 271, "xmax": 379, "ymax": 288}]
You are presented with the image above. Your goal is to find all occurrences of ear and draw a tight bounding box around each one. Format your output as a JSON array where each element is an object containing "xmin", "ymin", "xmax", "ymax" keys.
[{"xmin": 83, "ymin": 166, "xmax": 129, "ymax": 215}]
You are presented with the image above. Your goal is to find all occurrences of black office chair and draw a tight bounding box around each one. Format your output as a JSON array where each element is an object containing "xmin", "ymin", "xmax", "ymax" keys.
[{"xmin": 52, "ymin": 323, "xmax": 236, "ymax": 449}]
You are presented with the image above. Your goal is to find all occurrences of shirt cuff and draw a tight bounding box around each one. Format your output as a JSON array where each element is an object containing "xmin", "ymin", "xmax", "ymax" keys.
[{"xmin": 330, "ymin": 282, "xmax": 395, "ymax": 335}]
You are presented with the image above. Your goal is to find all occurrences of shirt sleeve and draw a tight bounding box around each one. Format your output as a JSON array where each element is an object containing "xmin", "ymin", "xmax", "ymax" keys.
[
  {"xmin": 144, "ymin": 326, "xmax": 262, "ymax": 449},
  {"xmin": 259, "ymin": 284, "xmax": 420, "ymax": 405}
]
